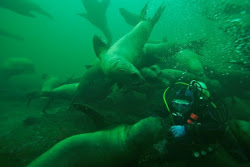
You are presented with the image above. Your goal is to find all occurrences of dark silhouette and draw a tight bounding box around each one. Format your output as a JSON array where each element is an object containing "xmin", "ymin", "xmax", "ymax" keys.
[
  {"xmin": 119, "ymin": 8, "xmax": 140, "ymax": 26},
  {"xmin": 0, "ymin": 28, "xmax": 23, "ymax": 41},
  {"xmin": 0, "ymin": 0, "xmax": 53, "ymax": 19},
  {"xmin": 79, "ymin": 0, "xmax": 112, "ymax": 45}
]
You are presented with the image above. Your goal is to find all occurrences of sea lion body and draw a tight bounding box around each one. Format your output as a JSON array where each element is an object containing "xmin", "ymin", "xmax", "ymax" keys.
[
  {"xmin": 0, "ymin": 57, "xmax": 35, "ymax": 78},
  {"xmin": 74, "ymin": 62, "xmax": 114, "ymax": 104},
  {"xmin": 0, "ymin": 28, "xmax": 23, "ymax": 41},
  {"xmin": 0, "ymin": 0, "xmax": 53, "ymax": 19},
  {"xmin": 80, "ymin": 0, "xmax": 112, "ymax": 44},
  {"xmin": 94, "ymin": 3, "xmax": 166, "ymax": 85}
]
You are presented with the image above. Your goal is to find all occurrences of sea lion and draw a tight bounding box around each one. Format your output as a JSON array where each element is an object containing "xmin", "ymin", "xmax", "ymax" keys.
[
  {"xmin": 0, "ymin": 0, "xmax": 53, "ymax": 19},
  {"xmin": 140, "ymin": 67, "xmax": 161, "ymax": 83},
  {"xmin": 40, "ymin": 74, "xmax": 62, "ymax": 92},
  {"xmin": 141, "ymin": 39, "xmax": 206, "ymax": 68},
  {"xmin": 0, "ymin": 28, "xmax": 23, "ymax": 41},
  {"xmin": 149, "ymin": 65, "xmax": 161, "ymax": 75},
  {"xmin": 27, "ymin": 116, "xmax": 250, "ymax": 166},
  {"xmin": 229, "ymin": 120, "xmax": 250, "ymax": 150},
  {"xmin": 159, "ymin": 68, "xmax": 222, "ymax": 96},
  {"xmin": 26, "ymin": 74, "xmax": 78, "ymax": 108},
  {"xmin": 27, "ymin": 83, "xmax": 79, "ymax": 114},
  {"xmin": 41, "ymin": 83, "xmax": 79, "ymax": 114},
  {"xmin": 27, "ymin": 117, "xmax": 165, "ymax": 167},
  {"xmin": 203, "ymin": 66, "xmax": 250, "ymax": 98},
  {"xmin": 93, "ymin": 2, "xmax": 166, "ymax": 86},
  {"xmin": 160, "ymin": 69, "xmax": 197, "ymax": 84},
  {"xmin": 173, "ymin": 49, "xmax": 205, "ymax": 77},
  {"xmin": 41, "ymin": 83, "xmax": 79, "ymax": 100},
  {"xmin": 72, "ymin": 62, "xmax": 114, "ymax": 106},
  {"xmin": 79, "ymin": 0, "xmax": 112, "ymax": 45},
  {"xmin": 223, "ymin": 97, "xmax": 250, "ymax": 121},
  {"xmin": 119, "ymin": 8, "xmax": 140, "ymax": 27},
  {"xmin": 0, "ymin": 57, "xmax": 35, "ymax": 79}
]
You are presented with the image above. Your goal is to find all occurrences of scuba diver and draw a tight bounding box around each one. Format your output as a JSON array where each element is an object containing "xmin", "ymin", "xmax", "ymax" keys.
[
  {"xmin": 163, "ymin": 80, "xmax": 248, "ymax": 162},
  {"xmin": 28, "ymin": 80, "xmax": 248, "ymax": 166},
  {"xmin": 161, "ymin": 80, "xmax": 225, "ymax": 160}
]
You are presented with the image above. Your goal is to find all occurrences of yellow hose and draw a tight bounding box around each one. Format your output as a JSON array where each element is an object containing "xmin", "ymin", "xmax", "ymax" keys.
[{"xmin": 163, "ymin": 87, "xmax": 175, "ymax": 125}]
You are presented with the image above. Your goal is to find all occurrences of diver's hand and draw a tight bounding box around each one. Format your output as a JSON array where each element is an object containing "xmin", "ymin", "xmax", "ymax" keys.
[{"xmin": 170, "ymin": 125, "xmax": 185, "ymax": 138}]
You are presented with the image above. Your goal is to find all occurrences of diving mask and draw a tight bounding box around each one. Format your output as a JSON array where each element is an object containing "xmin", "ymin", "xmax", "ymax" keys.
[{"xmin": 172, "ymin": 99, "xmax": 192, "ymax": 114}]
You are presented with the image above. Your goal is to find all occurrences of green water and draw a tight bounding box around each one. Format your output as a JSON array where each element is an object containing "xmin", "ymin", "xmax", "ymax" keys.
[{"xmin": 0, "ymin": 0, "xmax": 249, "ymax": 166}]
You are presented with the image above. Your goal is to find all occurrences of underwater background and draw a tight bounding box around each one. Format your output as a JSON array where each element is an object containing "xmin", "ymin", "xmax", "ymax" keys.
[{"xmin": 0, "ymin": 0, "xmax": 249, "ymax": 166}]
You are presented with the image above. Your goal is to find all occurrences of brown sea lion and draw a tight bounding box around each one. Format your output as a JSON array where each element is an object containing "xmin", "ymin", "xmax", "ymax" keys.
[
  {"xmin": 93, "ymin": 2, "xmax": 166, "ymax": 86},
  {"xmin": 0, "ymin": 0, "xmax": 53, "ymax": 19},
  {"xmin": 79, "ymin": 0, "xmax": 112, "ymax": 44},
  {"xmin": 119, "ymin": 7, "xmax": 140, "ymax": 27},
  {"xmin": 0, "ymin": 28, "xmax": 23, "ymax": 41},
  {"xmin": 0, "ymin": 57, "xmax": 35, "ymax": 79}
]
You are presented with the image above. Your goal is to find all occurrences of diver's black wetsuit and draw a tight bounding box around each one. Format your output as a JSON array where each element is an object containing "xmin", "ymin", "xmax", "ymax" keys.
[
  {"xmin": 161, "ymin": 101, "xmax": 226, "ymax": 163},
  {"xmin": 174, "ymin": 103, "xmax": 225, "ymax": 144},
  {"xmin": 165, "ymin": 99, "xmax": 248, "ymax": 163}
]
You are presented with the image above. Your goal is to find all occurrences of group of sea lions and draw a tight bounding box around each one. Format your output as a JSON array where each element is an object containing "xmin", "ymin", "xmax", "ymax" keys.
[
  {"xmin": 70, "ymin": 2, "xmax": 209, "ymax": 116},
  {"xmin": 25, "ymin": 0, "xmax": 249, "ymax": 122},
  {"xmin": 35, "ymin": 0, "xmax": 250, "ymax": 143},
  {"xmin": 1, "ymin": 1, "xmax": 248, "ymax": 166},
  {"xmin": 0, "ymin": 0, "xmax": 109, "ymax": 41},
  {"xmin": 0, "ymin": 0, "xmax": 240, "ymax": 166}
]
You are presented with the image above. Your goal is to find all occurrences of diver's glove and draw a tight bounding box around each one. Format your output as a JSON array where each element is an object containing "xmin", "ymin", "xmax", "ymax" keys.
[{"xmin": 170, "ymin": 125, "xmax": 186, "ymax": 138}]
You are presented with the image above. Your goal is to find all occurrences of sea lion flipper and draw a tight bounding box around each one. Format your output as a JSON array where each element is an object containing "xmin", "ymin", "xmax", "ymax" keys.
[
  {"xmin": 93, "ymin": 35, "xmax": 108, "ymax": 59},
  {"xmin": 34, "ymin": 6, "xmax": 54, "ymax": 20},
  {"xmin": 140, "ymin": 1, "xmax": 149, "ymax": 20},
  {"xmin": 150, "ymin": 2, "xmax": 166, "ymax": 26}
]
